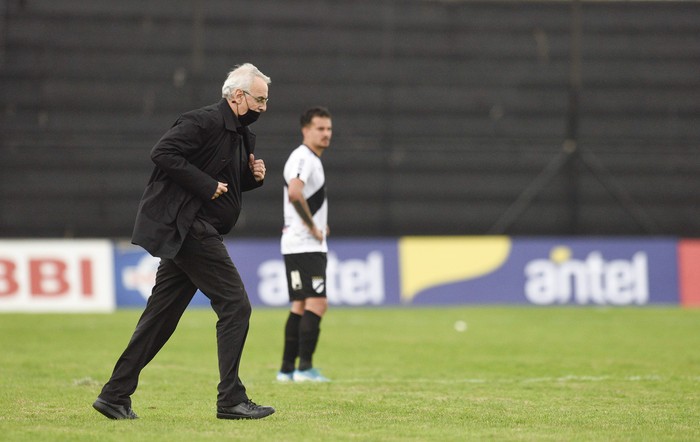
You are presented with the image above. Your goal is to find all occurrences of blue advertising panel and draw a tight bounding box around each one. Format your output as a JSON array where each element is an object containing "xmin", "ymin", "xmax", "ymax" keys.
[
  {"xmin": 235, "ymin": 238, "xmax": 399, "ymax": 307},
  {"xmin": 114, "ymin": 238, "xmax": 399, "ymax": 308},
  {"xmin": 114, "ymin": 242, "xmax": 212, "ymax": 307},
  {"xmin": 114, "ymin": 237, "xmax": 679, "ymax": 308},
  {"xmin": 399, "ymin": 237, "xmax": 679, "ymax": 305}
]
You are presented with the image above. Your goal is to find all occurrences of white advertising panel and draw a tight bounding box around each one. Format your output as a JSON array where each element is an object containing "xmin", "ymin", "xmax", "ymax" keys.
[{"xmin": 0, "ymin": 240, "xmax": 115, "ymax": 312}]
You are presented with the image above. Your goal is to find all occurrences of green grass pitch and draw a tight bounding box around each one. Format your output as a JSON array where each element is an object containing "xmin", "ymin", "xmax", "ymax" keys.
[{"xmin": 1, "ymin": 306, "xmax": 699, "ymax": 441}]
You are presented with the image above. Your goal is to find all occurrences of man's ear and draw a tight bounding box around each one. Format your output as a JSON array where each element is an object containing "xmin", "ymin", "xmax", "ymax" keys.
[{"xmin": 232, "ymin": 89, "xmax": 243, "ymax": 104}]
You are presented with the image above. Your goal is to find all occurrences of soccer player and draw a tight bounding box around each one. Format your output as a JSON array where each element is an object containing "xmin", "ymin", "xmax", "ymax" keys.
[{"xmin": 277, "ymin": 107, "xmax": 333, "ymax": 382}]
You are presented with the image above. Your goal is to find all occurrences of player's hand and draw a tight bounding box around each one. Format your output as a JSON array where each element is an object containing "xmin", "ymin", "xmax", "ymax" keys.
[
  {"xmin": 211, "ymin": 182, "xmax": 228, "ymax": 199},
  {"xmin": 249, "ymin": 154, "xmax": 266, "ymax": 182},
  {"xmin": 310, "ymin": 225, "xmax": 324, "ymax": 242}
]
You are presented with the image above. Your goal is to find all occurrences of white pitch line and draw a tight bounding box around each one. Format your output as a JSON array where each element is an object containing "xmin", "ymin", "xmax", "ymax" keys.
[{"xmin": 324, "ymin": 375, "xmax": 692, "ymax": 384}]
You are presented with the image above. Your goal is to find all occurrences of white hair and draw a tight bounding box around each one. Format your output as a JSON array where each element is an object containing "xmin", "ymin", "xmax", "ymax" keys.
[{"xmin": 221, "ymin": 63, "xmax": 271, "ymax": 99}]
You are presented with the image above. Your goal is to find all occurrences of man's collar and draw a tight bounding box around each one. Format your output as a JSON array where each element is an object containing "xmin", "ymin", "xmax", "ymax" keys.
[{"xmin": 219, "ymin": 98, "xmax": 242, "ymax": 132}]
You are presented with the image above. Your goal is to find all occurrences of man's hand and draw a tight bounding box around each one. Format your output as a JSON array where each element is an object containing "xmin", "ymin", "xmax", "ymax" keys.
[
  {"xmin": 249, "ymin": 154, "xmax": 266, "ymax": 182},
  {"xmin": 310, "ymin": 225, "xmax": 324, "ymax": 242},
  {"xmin": 212, "ymin": 182, "xmax": 228, "ymax": 199}
]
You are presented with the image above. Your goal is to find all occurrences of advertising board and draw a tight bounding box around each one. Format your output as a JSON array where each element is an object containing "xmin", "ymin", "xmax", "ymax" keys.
[
  {"xmin": 0, "ymin": 240, "xmax": 115, "ymax": 312},
  {"xmin": 678, "ymin": 239, "xmax": 700, "ymax": 307},
  {"xmin": 399, "ymin": 237, "xmax": 678, "ymax": 305},
  {"xmin": 114, "ymin": 237, "xmax": 678, "ymax": 308}
]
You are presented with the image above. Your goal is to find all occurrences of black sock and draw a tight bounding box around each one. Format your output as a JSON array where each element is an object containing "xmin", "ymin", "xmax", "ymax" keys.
[
  {"xmin": 280, "ymin": 312, "xmax": 302, "ymax": 373},
  {"xmin": 298, "ymin": 310, "xmax": 322, "ymax": 371}
]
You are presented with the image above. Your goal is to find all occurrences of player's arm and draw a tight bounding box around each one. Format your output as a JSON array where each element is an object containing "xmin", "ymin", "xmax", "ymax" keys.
[{"xmin": 287, "ymin": 177, "xmax": 323, "ymax": 242}]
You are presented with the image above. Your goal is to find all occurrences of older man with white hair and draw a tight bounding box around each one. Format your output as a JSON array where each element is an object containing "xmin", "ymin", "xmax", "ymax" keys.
[{"xmin": 93, "ymin": 63, "xmax": 275, "ymax": 421}]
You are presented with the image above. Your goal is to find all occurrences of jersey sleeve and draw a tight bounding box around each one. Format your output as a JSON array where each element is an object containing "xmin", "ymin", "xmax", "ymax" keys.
[{"xmin": 284, "ymin": 149, "xmax": 313, "ymax": 184}]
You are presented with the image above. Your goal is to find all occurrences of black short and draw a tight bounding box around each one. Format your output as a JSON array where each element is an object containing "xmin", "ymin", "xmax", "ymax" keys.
[{"xmin": 283, "ymin": 252, "xmax": 328, "ymax": 301}]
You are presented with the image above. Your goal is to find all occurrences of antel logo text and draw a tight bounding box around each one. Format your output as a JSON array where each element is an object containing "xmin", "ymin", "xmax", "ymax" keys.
[
  {"xmin": 257, "ymin": 251, "xmax": 385, "ymax": 306},
  {"xmin": 524, "ymin": 247, "xmax": 649, "ymax": 305}
]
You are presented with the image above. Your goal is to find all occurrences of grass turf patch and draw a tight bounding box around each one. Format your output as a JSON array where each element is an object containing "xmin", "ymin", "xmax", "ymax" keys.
[{"xmin": 1, "ymin": 307, "xmax": 698, "ymax": 441}]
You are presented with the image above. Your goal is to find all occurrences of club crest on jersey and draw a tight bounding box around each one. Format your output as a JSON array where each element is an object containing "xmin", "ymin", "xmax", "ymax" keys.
[{"xmin": 312, "ymin": 276, "xmax": 325, "ymax": 294}]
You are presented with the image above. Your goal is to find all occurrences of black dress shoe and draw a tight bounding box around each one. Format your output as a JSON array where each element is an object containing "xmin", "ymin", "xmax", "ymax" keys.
[
  {"xmin": 217, "ymin": 399, "xmax": 275, "ymax": 420},
  {"xmin": 92, "ymin": 397, "xmax": 139, "ymax": 420}
]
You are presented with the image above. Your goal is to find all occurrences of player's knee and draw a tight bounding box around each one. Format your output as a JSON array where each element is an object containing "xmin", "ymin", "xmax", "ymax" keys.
[{"xmin": 306, "ymin": 298, "xmax": 328, "ymax": 316}]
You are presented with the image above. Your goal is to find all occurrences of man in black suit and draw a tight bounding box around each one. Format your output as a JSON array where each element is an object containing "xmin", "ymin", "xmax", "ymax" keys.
[{"xmin": 93, "ymin": 63, "xmax": 274, "ymax": 420}]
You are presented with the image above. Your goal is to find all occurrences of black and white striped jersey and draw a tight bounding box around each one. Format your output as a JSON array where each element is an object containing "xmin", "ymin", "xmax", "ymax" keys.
[{"xmin": 281, "ymin": 144, "xmax": 328, "ymax": 254}]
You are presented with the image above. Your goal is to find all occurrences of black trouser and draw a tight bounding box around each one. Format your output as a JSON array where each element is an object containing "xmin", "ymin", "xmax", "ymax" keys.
[{"xmin": 99, "ymin": 218, "xmax": 251, "ymax": 407}]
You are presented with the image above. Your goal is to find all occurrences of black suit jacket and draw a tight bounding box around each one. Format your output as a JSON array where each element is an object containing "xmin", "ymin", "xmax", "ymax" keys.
[{"xmin": 132, "ymin": 99, "xmax": 263, "ymax": 258}]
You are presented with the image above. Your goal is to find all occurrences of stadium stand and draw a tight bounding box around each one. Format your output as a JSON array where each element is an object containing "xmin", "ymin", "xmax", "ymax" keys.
[{"xmin": 0, "ymin": 0, "xmax": 698, "ymax": 237}]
